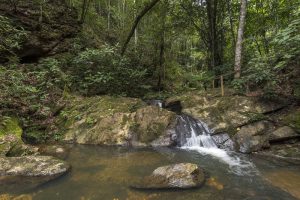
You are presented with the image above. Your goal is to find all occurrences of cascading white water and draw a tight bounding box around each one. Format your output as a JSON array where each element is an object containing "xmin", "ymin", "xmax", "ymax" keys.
[
  {"xmin": 182, "ymin": 116, "xmax": 218, "ymax": 148},
  {"xmin": 178, "ymin": 115, "xmax": 256, "ymax": 176}
]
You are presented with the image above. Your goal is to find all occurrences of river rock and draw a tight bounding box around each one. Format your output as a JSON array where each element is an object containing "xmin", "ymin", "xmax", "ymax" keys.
[
  {"xmin": 269, "ymin": 126, "xmax": 299, "ymax": 142},
  {"xmin": 0, "ymin": 156, "xmax": 70, "ymax": 176},
  {"xmin": 38, "ymin": 145, "xmax": 69, "ymax": 159},
  {"xmin": 254, "ymin": 143, "xmax": 300, "ymax": 165},
  {"xmin": 0, "ymin": 134, "xmax": 38, "ymax": 157},
  {"xmin": 234, "ymin": 121, "xmax": 274, "ymax": 153},
  {"xmin": 60, "ymin": 96, "xmax": 177, "ymax": 147},
  {"xmin": 212, "ymin": 133, "xmax": 235, "ymax": 150},
  {"xmin": 166, "ymin": 93, "xmax": 285, "ymax": 134},
  {"xmin": 132, "ymin": 163, "xmax": 205, "ymax": 189}
]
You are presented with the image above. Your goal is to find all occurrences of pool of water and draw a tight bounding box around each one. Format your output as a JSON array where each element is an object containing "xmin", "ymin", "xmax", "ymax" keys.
[{"xmin": 2, "ymin": 145, "xmax": 299, "ymax": 200}]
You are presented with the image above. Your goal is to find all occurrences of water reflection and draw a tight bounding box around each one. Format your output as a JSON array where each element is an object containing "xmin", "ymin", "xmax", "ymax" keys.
[{"xmin": 1, "ymin": 145, "xmax": 299, "ymax": 200}]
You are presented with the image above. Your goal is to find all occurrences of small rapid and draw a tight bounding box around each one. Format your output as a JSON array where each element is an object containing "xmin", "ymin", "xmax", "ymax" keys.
[{"xmin": 177, "ymin": 115, "xmax": 256, "ymax": 176}]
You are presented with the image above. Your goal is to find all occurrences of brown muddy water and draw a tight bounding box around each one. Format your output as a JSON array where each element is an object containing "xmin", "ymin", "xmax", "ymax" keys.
[{"xmin": 1, "ymin": 145, "xmax": 300, "ymax": 200}]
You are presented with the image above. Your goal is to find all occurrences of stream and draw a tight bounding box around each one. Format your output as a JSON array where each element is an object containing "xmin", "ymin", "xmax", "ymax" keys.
[{"xmin": 2, "ymin": 144, "xmax": 300, "ymax": 200}]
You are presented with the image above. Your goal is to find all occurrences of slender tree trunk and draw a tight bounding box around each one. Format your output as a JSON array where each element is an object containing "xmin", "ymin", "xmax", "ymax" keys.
[
  {"xmin": 121, "ymin": 0, "xmax": 161, "ymax": 56},
  {"xmin": 206, "ymin": 0, "xmax": 219, "ymax": 72},
  {"xmin": 107, "ymin": 0, "xmax": 111, "ymax": 30},
  {"xmin": 80, "ymin": 0, "xmax": 90, "ymax": 23},
  {"xmin": 234, "ymin": 0, "xmax": 247, "ymax": 79},
  {"xmin": 226, "ymin": 0, "xmax": 236, "ymax": 48},
  {"xmin": 157, "ymin": 2, "xmax": 167, "ymax": 90},
  {"xmin": 134, "ymin": 0, "xmax": 138, "ymax": 47}
]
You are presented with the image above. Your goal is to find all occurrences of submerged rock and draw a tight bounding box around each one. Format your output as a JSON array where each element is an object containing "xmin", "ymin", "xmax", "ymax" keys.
[
  {"xmin": 263, "ymin": 169, "xmax": 300, "ymax": 199},
  {"xmin": 234, "ymin": 121, "xmax": 274, "ymax": 153},
  {"xmin": 0, "ymin": 156, "xmax": 70, "ymax": 176},
  {"xmin": 38, "ymin": 145, "xmax": 69, "ymax": 159},
  {"xmin": 132, "ymin": 163, "xmax": 205, "ymax": 189},
  {"xmin": 254, "ymin": 143, "xmax": 300, "ymax": 165}
]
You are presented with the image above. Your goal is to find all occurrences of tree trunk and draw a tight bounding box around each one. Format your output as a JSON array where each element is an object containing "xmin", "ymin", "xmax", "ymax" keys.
[
  {"xmin": 121, "ymin": 0, "xmax": 161, "ymax": 56},
  {"xmin": 80, "ymin": 0, "xmax": 90, "ymax": 23},
  {"xmin": 206, "ymin": 0, "xmax": 220, "ymax": 72},
  {"xmin": 226, "ymin": 0, "xmax": 236, "ymax": 47},
  {"xmin": 134, "ymin": 0, "xmax": 138, "ymax": 47},
  {"xmin": 107, "ymin": 0, "xmax": 111, "ymax": 30},
  {"xmin": 157, "ymin": 2, "xmax": 167, "ymax": 90},
  {"xmin": 234, "ymin": 0, "xmax": 247, "ymax": 79}
]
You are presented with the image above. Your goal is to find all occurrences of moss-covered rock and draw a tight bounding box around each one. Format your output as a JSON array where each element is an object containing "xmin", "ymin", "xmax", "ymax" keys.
[
  {"xmin": 0, "ymin": 117, "xmax": 22, "ymax": 138},
  {"xmin": 58, "ymin": 96, "xmax": 177, "ymax": 147},
  {"xmin": 282, "ymin": 108, "xmax": 300, "ymax": 133},
  {"xmin": 0, "ymin": 117, "xmax": 38, "ymax": 157},
  {"xmin": 166, "ymin": 93, "xmax": 285, "ymax": 134}
]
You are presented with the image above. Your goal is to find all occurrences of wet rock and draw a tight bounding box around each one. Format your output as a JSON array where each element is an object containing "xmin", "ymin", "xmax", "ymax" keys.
[
  {"xmin": 0, "ymin": 156, "xmax": 70, "ymax": 176},
  {"xmin": 145, "ymin": 100, "xmax": 165, "ymax": 108},
  {"xmin": 269, "ymin": 126, "xmax": 299, "ymax": 142},
  {"xmin": 132, "ymin": 163, "xmax": 205, "ymax": 189},
  {"xmin": 254, "ymin": 143, "xmax": 300, "ymax": 165},
  {"xmin": 61, "ymin": 96, "xmax": 177, "ymax": 147},
  {"xmin": 0, "ymin": 134, "xmax": 38, "ymax": 157},
  {"xmin": 234, "ymin": 121, "xmax": 274, "ymax": 153},
  {"xmin": 166, "ymin": 93, "xmax": 285, "ymax": 134},
  {"xmin": 212, "ymin": 133, "xmax": 235, "ymax": 150}
]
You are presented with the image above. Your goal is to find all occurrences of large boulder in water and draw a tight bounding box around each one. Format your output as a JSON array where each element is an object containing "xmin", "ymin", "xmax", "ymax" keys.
[
  {"xmin": 234, "ymin": 121, "xmax": 274, "ymax": 153},
  {"xmin": 58, "ymin": 96, "xmax": 177, "ymax": 147},
  {"xmin": 166, "ymin": 92, "xmax": 285, "ymax": 134},
  {"xmin": 132, "ymin": 163, "xmax": 205, "ymax": 189},
  {"xmin": 0, "ymin": 156, "xmax": 70, "ymax": 176},
  {"xmin": 268, "ymin": 126, "xmax": 299, "ymax": 142}
]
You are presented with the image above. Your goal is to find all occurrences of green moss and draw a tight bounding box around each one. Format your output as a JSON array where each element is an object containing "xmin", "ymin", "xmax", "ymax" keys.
[
  {"xmin": 283, "ymin": 110, "xmax": 300, "ymax": 132},
  {"xmin": 139, "ymin": 122, "xmax": 166, "ymax": 143},
  {"xmin": 0, "ymin": 116, "xmax": 23, "ymax": 138},
  {"xmin": 240, "ymin": 112, "xmax": 267, "ymax": 123}
]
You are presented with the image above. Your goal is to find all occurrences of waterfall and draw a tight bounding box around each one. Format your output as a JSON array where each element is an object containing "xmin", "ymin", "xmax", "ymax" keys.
[
  {"xmin": 177, "ymin": 114, "xmax": 256, "ymax": 176},
  {"xmin": 175, "ymin": 115, "xmax": 217, "ymax": 148}
]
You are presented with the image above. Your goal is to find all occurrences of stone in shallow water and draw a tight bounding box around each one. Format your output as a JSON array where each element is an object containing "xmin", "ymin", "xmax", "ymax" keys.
[
  {"xmin": 269, "ymin": 126, "xmax": 299, "ymax": 142},
  {"xmin": 0, "ymin": 156, "xmax": 70, "ymax": 176},
  {"xmin": 234, "ymin": 121, "xmax": 273, "ymax": 153},
  {"xmin": 38, "ymin": 145, "xmax": 69, "ymax": 159},
  {"xmin": 132, "ymin": 163, "xmax": 205, "ymax": 189}
]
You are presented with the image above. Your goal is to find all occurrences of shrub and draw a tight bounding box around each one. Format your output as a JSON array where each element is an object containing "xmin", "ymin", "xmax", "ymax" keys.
[
  {"xmin": 71, "ymin": 45, "xmax": 147, "ymax": 96},
  {"xmin": 0, "ymin": 15, "xmax": 27, "ymax": 62}
]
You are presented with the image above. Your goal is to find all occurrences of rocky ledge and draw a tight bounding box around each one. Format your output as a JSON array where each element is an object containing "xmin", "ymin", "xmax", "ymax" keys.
[
  {"xmin": 57, "ymin": 96, "xmax": 177, "ymax": 147},
  {"xmin": 132, "ymin": 163, "xmax": 205, "ymax": 189}
]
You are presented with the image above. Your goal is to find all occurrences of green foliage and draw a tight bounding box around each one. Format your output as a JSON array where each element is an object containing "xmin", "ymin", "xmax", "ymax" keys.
[
  {"xmin": 273, "ymin": 11, "xmax": 300, "ymax": 69},
  {"xmin": 0, "ymin": 15, "xmax": 27, "ymax": 61},
  {"xmin": 183, "ymin": 71, "xmax": 214, "ymax": 90},
  {"xmin": 283, "ymin": 110, "xmax": 300, "ymax": 132},
  {"xmin": 71, "ymin": 45, "xmax": 147, "ymax": 96}
]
